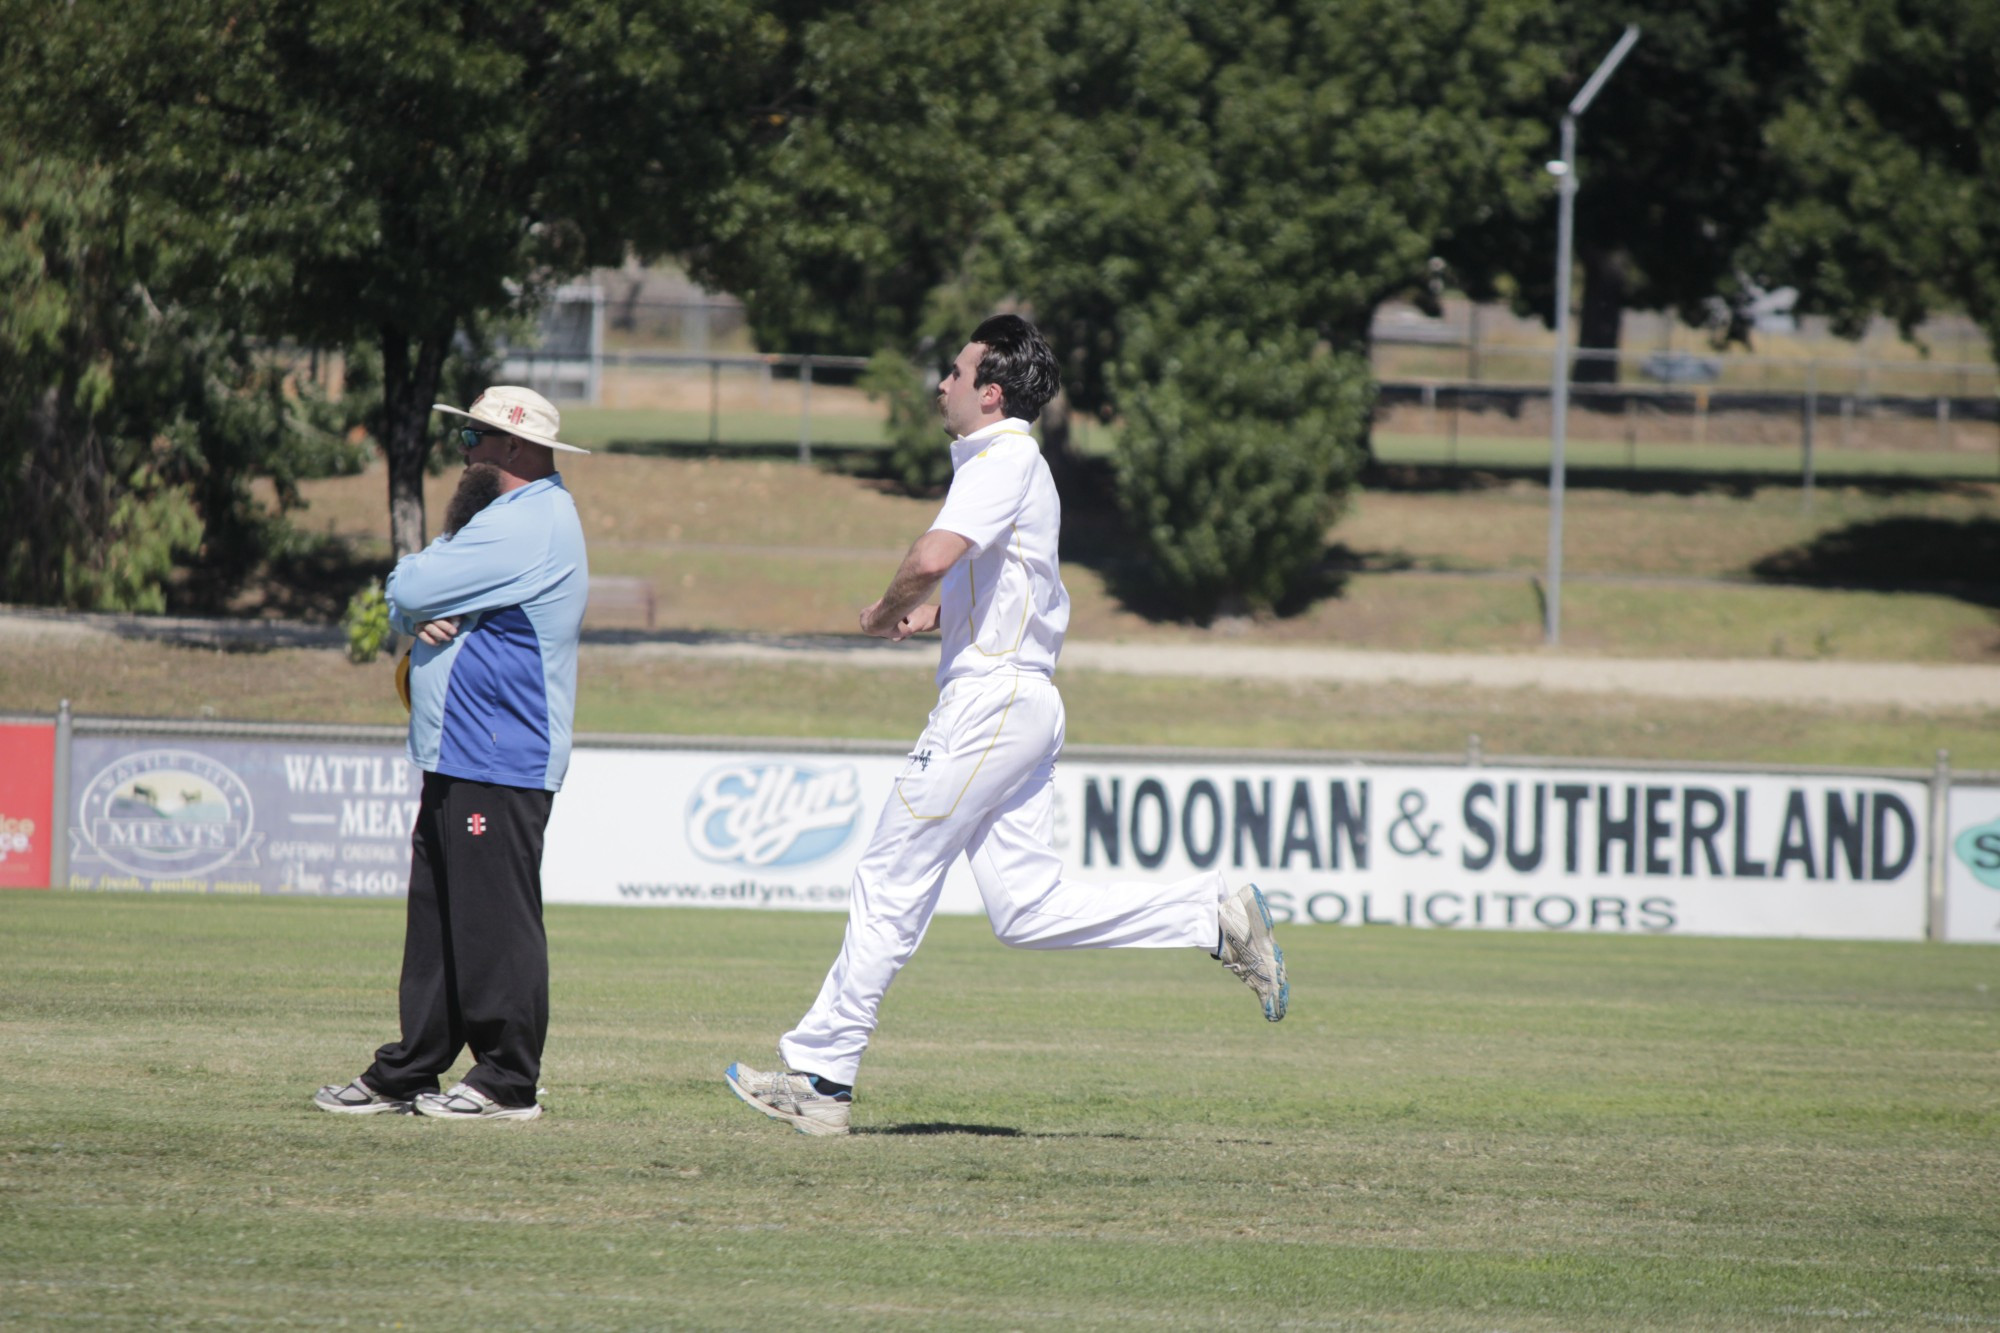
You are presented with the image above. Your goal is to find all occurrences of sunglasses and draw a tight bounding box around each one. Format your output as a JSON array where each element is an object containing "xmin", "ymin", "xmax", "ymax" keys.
[{"xmin": 456, "ymin": 426, "xmax": 508, "ymax": 453}]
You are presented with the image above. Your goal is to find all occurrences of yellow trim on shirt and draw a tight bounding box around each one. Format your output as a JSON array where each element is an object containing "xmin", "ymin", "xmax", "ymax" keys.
[
  {"xmin": 969, "ymin": 428, "xmax": 1036, "ymax": 460},
  {"xmin": 965, "ymin": 525, "xmax": 1032, "ymax": 658}
]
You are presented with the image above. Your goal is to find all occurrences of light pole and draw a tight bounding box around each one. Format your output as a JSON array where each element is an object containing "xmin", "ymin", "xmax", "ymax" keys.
[{"xmin": 1545, "ymin": 23, "xmax": 1640, "ymax": 646}]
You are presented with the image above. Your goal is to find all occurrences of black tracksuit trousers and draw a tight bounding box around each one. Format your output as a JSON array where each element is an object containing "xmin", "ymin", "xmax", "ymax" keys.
[{"xmin": 365, "ymin": 772, "xmax": 554, "ymax": 1108}]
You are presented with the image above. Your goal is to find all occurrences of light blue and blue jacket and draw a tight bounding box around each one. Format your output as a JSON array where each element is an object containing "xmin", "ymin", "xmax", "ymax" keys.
[{"xmin": 387, "ymin": 475, "xmax": 588, "ymax": 792}]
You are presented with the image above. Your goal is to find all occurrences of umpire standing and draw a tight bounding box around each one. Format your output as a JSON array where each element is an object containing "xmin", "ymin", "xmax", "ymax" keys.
[{"xmin": 315, "ymin": 386, "xmax": 589, "ymax": 1122}]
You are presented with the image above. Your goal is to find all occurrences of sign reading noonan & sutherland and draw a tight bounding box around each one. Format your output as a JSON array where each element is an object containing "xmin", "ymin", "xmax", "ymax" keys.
[{"xmin": 1059, "ymin": 761, "xmax": 1927, "ymax": 940}]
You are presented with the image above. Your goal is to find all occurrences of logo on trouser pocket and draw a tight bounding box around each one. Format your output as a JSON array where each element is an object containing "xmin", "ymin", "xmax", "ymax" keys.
[{"xmin": 467, "ymin": 813, "xmax": 487, "ymax": 836}]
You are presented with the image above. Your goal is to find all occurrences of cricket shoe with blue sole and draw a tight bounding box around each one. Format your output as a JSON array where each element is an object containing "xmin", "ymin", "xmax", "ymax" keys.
[
  {"xmin": 725, "ymin": 1062, "xmax": 851, "ymax": 1136},
  {"xmin": 1219, "ymin": 883, "xmax": 1288, "ymax": 1021}
]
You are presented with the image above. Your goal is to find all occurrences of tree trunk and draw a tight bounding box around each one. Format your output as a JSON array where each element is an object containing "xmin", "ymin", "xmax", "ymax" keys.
[
  {"xmin": 1345, "ymin": 308, "xmax": 1377, "ymax": 465},
  {"xmin": 380, "ymin": 326, "xmax": 454, "ymax": 558},
  {"xmin": 20, "ymin": 383, "xmax": 96, "ymax": 605},
  {"xmin": 1575, "ymin": 244, "xmax": 1628, "ymax": 385}
]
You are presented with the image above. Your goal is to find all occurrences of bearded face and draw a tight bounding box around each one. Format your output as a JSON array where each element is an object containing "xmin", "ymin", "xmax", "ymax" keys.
[{"xmin": 442, "ymin": 462, "xmax": 505, "ymax": 537}]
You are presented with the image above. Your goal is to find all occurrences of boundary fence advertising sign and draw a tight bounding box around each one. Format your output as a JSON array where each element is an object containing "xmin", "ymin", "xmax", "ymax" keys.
[
  {"xmin": 1944, "ymin": 786, "xmax": 2000, "ymax": 944},
  {"xmin": 65, "ymin": 736, "xmax": 420, "ymax": 897},
  {"xmin": 540, "ymin": 747, "xmax": 1932, "ymax": 940},
  {"xmin": 1056, "ymin": 761, "xmax": 1930, "ymax": 940},
  {"xmin": 542, "ymin": 748, "xmax": 982, "ymax": 914},
  {"xmin": 0, "ymin": 723, "xmax": 55, "ymax": 889},
  {"xmin": 25, "ymin": 714, "xmax": 1972, "ymax": 943}
]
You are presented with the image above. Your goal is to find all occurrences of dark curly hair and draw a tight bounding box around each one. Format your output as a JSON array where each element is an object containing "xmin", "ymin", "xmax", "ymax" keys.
[{"xmin": 970, "ymin": 314, "xmax": 1062, "ymax": 422}]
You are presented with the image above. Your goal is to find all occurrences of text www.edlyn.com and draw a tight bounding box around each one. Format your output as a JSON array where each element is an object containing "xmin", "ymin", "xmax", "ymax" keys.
[{"xmin": 616, "ymin": 880, "xmax": 848, "ymax": 906}]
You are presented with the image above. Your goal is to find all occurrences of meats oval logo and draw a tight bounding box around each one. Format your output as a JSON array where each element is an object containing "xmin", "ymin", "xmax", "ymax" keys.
[
  {"xmin": 686, "ymin": 762, "xmax": 862, "ymax": 868},
  {"xmin": 74, "ymin": 749, "xmax": 259, "ymax": 879}
]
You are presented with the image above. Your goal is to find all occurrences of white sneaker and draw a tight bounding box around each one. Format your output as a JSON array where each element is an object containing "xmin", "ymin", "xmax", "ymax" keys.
[
  {"xmin": 725, "ymin": 1062, "xmax": 851, "ymax": 1136},
  {"xmin": 412, "ymin": 1081, "xmax": 543, "ymax": 1121},
  {"xmin": 312, "ymin": 1076, "xmax": 413, "ymax": 1115},
  {"xmin": 1218, "ymin": 883, "xmax": 1288, "ymax": 1021}
]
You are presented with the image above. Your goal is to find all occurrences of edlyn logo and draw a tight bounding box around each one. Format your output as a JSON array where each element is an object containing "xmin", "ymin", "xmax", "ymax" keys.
[
  {"xmin": 1953, "ymin": 816, "xmax": 2000, "ymax": 890},
  {"xmin": 686, "ymin": 762, "xmax": 862, "ymax": 868}
]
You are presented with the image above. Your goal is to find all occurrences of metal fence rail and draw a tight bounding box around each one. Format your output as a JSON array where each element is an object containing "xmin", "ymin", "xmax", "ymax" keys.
[
  {"xmin": 498, "ymin": 343, "xmax": 2000, "ymax": 480},
  {"xmin": 1375, "ymin": 379, "xmax": 2000, "ymax": 486},
  {"xmin": 501, "ymin": 349, "xmax": 874, "ymax": 463}
]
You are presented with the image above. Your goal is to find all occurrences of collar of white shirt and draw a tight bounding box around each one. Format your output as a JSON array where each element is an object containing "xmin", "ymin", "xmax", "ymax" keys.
[{"xmin": 949, "ymin": 417, "xmax": 1036, "ymax": 472}]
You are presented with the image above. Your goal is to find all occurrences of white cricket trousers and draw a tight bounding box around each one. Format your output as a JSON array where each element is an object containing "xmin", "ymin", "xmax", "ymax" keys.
[{"xmin": 779, "ymin": 671, "xmax": 1225, "ymax": 1084}]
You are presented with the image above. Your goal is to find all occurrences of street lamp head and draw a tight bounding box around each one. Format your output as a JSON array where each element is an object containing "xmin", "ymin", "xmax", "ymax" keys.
[{"xmin": 1545, "ymin": 160, "xmax": 1570, "ymax": 177}]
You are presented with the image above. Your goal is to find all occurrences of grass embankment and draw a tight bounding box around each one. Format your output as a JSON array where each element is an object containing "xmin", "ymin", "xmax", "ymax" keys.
[
  {"xmin": 2, "ymin": 892, "xmax": 1994, "ymax": 1329},
  {"xmin": 283, "ymin": 447, "xmax": 2000, "ymax": 661},
  {"xmin": 5, "ymin": 450, "xmax": 1996, "ymax": 769}
]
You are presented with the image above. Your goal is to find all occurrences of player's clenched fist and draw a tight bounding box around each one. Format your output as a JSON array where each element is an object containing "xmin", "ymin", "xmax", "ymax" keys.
[{"xmin": 893, "ymin": 604, "xmax": 940, "ymax": 640}]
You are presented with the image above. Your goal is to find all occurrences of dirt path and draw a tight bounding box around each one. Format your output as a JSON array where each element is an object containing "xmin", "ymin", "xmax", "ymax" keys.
[
  {"xmin": 1064, "ymin": 642, "xmax": 2000, "ymax": 710},
  {"xmin": 5, "ymin": 607, "xmax": 1994, "ymax": 711},
  {"xmin": 616, "ymin": 634, "xmax": 1999, "ymax": 711}
]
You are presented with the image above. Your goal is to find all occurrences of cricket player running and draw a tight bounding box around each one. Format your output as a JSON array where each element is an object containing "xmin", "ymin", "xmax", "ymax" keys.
[{"xmin": 726, "ymin": 315, "xmax": 1286, "ymax": 1136}]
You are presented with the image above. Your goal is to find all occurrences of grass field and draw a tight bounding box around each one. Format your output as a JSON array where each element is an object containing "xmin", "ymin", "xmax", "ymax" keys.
[
  {"xmin": 8, "ymin": 424, "xmax": 2000, "ymax": 1327},
  {"xmin": 3, "ymin": 891, "xmax": 1996, "ymax": 1330}
]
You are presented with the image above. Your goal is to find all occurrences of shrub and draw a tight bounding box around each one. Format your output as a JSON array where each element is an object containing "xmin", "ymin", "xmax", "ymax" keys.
[
  {"xmin": 1109, "ymin": 319, "xmax": 1372, "ymax": 619},
  {"xmin": 860, "ymin": 349, "xmax": 953, "ymax": 494},
  {"xmin": 342, "ymin": 580, "xmax": 392, "ymax": 664}
]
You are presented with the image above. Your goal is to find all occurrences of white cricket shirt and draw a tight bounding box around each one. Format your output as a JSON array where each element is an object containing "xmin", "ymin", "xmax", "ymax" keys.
[{"xmin": 926, "ymin": 418, "xmax": 1071, "ymax": 689}]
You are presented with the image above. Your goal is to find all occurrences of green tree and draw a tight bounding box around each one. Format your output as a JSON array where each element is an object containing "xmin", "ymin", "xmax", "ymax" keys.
[
  {"xmin": 0, "ymin": 146, "xmax": 358, "ymax": 611},
  {"xmin": 1003, "ymin": 0, "xmax": 1560, "ymax": 614},
  {"xmin": 1754, "ymin": 0, "xmax": 2000, "ymax": 356},
  {"xmin": 1111, "ymin": 319, "xmax": 1372, "ymax": 614},
  {"xmin": 859, "ymin": 350, "xmax": 954, "ymax": 494},
  {"xmin": 1442, "ymin": 3, "xmax": 1810, "ymax": 380},
  {"xmin": 9, "ymin": 0, "xmax": 782, "ymax": 556},
  {"xmin": 691, "ymin": 0, "xmax": 1054, "ymax": 495},
  {"xmin": 695, "ymin": 0, "xmax": 1045, "ymax": 359}
]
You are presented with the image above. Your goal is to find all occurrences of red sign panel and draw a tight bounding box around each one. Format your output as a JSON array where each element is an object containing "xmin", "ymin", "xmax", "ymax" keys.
[{"xmin": 0, "ymin": 723, "xmax": 55, "ymax": 889}]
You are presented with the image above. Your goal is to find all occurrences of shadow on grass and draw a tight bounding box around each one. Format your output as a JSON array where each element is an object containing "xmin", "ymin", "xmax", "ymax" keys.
[
  {"xmin": 160, "ymin": 519, "xmax": 392, "ymax": 643},
  {"xmin": 601, "ymin": 437, "xmax": 892, "ymax": 475},
  {"xmin": 1750, "ymin": 516, "xmax": 2000, "ymax": 608},
  {"xmin": 860, "ymin": 1123, "xmax": 1148, "ymax": 1139},
  {"xmin": 110, "ymin": 618, "xmax": 345, "ymax": 652},
  {"xmin": 1063, "ymin": 454, "xmax": 2000, "ymax": 624},
  {"xmin": 142, "ymin": 631, "xmax": 334, "ymax": 654},
  {"xmin": 576, "ymin": 627, "xmax": 930, "ymax": 655}
]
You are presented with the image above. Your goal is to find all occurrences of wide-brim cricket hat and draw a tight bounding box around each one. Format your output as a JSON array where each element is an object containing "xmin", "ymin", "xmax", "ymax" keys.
[{"xmin": 432, "ymin": 385, "xmax": 590, "ymax": 454}]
